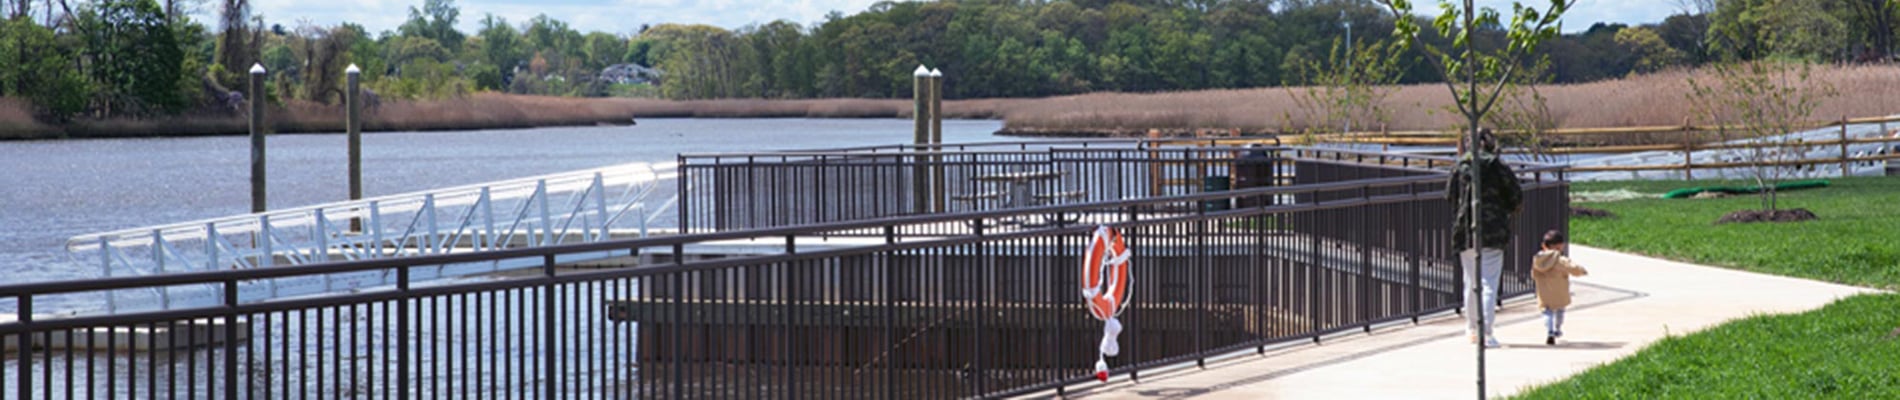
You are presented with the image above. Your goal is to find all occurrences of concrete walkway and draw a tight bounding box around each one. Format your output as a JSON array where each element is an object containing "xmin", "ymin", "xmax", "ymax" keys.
[{"xmin": 1034, "ymin": 245, "xmax": 1883, "ymax": 399}]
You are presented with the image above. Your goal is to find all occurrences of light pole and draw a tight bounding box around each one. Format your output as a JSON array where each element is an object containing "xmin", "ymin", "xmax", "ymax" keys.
[{"xmin": 1341, "ymin": 10, "xmax": 1352, "ymax": 137}]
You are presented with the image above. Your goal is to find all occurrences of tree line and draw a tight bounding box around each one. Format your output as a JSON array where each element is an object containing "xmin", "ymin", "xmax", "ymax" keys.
[{"xmin": 1, "ymin": 0, "xmax": 1896, "ymax": 120}]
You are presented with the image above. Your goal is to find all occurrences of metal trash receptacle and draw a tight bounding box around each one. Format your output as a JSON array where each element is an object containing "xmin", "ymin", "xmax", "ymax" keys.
[
  {"xmin": 1231, "ymin": 148, "xmax": 1276, "ymax": 207},
  {"xmin": 1203, "ymin": 175, "xmax": 1231, "ymax": 211}
]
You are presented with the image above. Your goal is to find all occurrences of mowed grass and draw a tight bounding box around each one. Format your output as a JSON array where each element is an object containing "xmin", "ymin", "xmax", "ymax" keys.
[
  {"xmin": 1512, "ymin": 293, "xmax": 1900, "ymax": 399},
  {"xmin": 1513, "ymin": 176, "xmax": 1900, "ymax": 398},
  {"xmin": 1567, "ymin": 176, "xmax": 1900, "ymax": 290}
]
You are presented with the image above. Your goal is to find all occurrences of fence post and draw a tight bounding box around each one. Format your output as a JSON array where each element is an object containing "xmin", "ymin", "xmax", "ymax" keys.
[
  {"xmin": 1683, "ymin": 142, "xmax": 1694, "ymax": 181},
  {"xmin": 250, "ymin": 63, "xmax": 268, "ymax": 213},
  {"xmin": 1841, "ymin": 115, "xmax": 1851, "ymax": 177}
]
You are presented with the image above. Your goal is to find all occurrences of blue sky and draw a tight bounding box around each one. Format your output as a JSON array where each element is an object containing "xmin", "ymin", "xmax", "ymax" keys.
[{"xmin": 237, "ymin": 0, "xmax": 1687, "ymax": 37}]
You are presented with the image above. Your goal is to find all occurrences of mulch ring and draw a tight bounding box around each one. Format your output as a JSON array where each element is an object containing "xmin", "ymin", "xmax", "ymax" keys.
[
  {"xmin": 1572, "ymin": 207, "xmax": 1616, "ymax": 218},
  {"xmin": 1715, "ymin": 208, "xmax": 1819, "ymax": 224}
]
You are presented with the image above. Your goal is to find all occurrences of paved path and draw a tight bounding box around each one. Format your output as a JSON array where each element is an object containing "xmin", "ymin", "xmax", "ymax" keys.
[{"xmin": 1032, "ymin": 245, "xmax": 1883, "ymax": 399}]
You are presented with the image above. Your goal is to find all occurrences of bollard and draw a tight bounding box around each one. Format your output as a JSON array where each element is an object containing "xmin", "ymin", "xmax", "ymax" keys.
[
  {"xmin": 912, "ymin": 65, "xmax": 931, "ymax": 214},
  {"xmin": 346, "ymin": 64, "xmax": 364, "ymax": 232},
  {"xmin": 249, "ymin": 63, "xmax": 268, "ymax": 213}
]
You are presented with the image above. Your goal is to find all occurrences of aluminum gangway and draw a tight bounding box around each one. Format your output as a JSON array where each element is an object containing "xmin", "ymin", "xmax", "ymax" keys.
[{"xmin": 62, "ymin": 161, "xmax": 679, "ymax": 315}]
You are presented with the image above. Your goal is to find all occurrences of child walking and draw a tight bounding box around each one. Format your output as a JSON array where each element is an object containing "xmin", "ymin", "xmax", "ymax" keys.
[{"xmin": 1532, "ymin": 230, "xmax": 1588, "ymax": 346}]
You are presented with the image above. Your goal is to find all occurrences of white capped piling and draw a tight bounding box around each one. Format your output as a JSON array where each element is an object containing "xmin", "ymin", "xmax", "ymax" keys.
[
  {"xmin": 913, "ymin": 65, "xmax": 932, "ymax": 214},
  {"xmin": 346, "ymin": 64, "xmax": 364, "ymax": 231},
  {"xmin": 928, "ymin": 68, "xmax": 945, "ymax": 212},
  {"xmin": 249, "ymin": 63, "xmax": 268, "ymax": 213}
]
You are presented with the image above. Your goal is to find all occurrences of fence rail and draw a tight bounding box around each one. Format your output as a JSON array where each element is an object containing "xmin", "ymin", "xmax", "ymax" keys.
[{"xmin": 3, "ymin": 145, "xmax": 1567, "ymax": 399}]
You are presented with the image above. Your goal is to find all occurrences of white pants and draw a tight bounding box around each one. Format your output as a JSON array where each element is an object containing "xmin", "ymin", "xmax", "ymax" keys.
[{"xmin": 1460, "ymin": 247, "xmax": 1505, "ymax": 338}]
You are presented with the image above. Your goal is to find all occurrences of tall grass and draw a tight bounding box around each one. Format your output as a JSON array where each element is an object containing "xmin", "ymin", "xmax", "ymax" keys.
[{"xmin": 999, "ymin": 64, "xmax": 1900, "ymax": 135}]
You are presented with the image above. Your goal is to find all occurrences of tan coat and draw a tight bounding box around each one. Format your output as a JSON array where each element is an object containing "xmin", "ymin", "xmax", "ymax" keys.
[{"xmin": 1531, "ymin": 250, "xmax": 1589, "ymax": 309}]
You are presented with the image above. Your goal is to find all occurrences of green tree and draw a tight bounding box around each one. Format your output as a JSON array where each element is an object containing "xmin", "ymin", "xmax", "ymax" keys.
[
  {"xmin": 1614, "ymin": 26, "xmax": 1686, "ymax": 74},
  {"xmin": 477, "ymin": 14, "xmax": 523, "ymax": 83},
  {"xmin": 0, "ymin": 17, "xmax": 92, "ymax": 119},
  {"xmin": 581, "ymin": 32, "xmax": 626, "ymax": 70},
  {"xmin": 1286, "ymin": 37, "xmax": 1406, "ymax": 136},
  {"xmin": 1372, "ymin": 1, "xmax": 1573, "ymax": 390},
  {"xmin": 398, "ymin": 0, "xmax": 463, "ymax": 54},
  {"xmin": 75, "ymin": 0, "xmax": 190, "ymax": 115}
]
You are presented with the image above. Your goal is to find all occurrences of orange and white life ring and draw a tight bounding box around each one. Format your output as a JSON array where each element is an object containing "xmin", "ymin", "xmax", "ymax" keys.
[
  {"xmin": 1082, "ymin": 225, "xmax": 1132, "ymax": 381},
  {"xmin": 1081, "ymin": 225, "xmax": 1132, "ymax": 321}
]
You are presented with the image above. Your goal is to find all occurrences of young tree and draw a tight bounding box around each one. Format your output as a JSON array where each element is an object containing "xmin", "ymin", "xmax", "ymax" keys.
[
  {"xmin": 1285, "ymin": 37, "xmax": 1404, "ymax": 138},
  {"xmin": 1686, "ymin": 61, "xmax": 1834, "ymax": 214},
  {"xmin": 1372, "ymin": 1, "xmax": 1573, "ymax": 397}
]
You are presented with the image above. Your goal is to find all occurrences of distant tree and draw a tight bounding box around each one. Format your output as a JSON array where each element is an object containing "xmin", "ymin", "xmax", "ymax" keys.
[
  {"xmin": 581, "ymin": 32, "xmax": 626, "ymax": 70},
  {"xmin": 0, "ymin": 17, "xmax": 91, "ymax": 119},
  {"xmin": 1615, "ymin": 27, "xmax": 1687, "ymax": 74},
  {"xmin": 1708, "ymin": 0, "xmax": 1846, "ymax": 61},
  {"xmin": 216, "ymin": 0, "xmax": 250, "ymax": 86},
  {"xmin": 476, "ymin": 14, "xmax": 523, "ymax": 83},
  {"xmin": 75, "ymin": 0, "xmax": 190, "ymax": 115},
  {"xmin": 398, "ymin": 0, "xmax": 463, "ymax": 54},
  {"xmin": 1841, "ymin": 0, "xmax": 1899, "ymax": 61}
]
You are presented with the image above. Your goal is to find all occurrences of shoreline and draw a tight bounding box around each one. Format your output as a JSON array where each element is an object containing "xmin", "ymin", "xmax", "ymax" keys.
[{"xmin": 9, "ymin": 64, "xmax": 1899, "ymax": 141}]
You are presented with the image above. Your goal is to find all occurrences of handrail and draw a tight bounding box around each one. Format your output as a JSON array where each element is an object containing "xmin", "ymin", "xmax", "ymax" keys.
[{"xmin": 0, "ymin": 172, "xmax": 1453, "ymax": 298}]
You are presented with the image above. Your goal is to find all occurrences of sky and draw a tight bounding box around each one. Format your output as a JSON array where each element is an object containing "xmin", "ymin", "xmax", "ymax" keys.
[{"xmin": 231, "ymin": 0, "xmax": 1688, "ymax": 37}]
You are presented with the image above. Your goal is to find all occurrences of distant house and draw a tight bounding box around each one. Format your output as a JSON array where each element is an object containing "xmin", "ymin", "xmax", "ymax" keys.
[{"xmin": 600, "ymin": 64, "xmax": 663, "ymax": 85}]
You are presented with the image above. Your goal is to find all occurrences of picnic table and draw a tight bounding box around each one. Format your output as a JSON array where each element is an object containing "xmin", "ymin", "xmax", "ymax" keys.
[{"xmin": 957, "ymin": 170, "xmax": 1086, "ymax": 227}]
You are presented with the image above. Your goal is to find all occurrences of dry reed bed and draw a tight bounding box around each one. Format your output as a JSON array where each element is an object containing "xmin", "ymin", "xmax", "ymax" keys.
[{"xmin": 998, "ymin": 64, "xmax": 1900, "ymax": 136}]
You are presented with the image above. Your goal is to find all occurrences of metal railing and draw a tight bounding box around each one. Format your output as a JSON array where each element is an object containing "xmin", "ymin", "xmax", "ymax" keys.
[
  {"xmin": 4, "ymin": 147, "xmax": 1567, "ymax": 399},
  {"xmin": 61, "ymin": 162, "xmax": 679, "ymax": 315},
  {"xmin": 678, "ymin": 141, "xmax": 1537, "ymax": 234}
]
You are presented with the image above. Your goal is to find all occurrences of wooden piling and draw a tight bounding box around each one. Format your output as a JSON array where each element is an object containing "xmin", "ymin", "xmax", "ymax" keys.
[
  {"xmin": 249, "ymin": 63, "xmax": 267, "ymax": 213},
  {"xmin": 912, "ymin": 65, "xmax": 931, "ymax": 214},
  {"xmin": 929, "ymin": 68, "xmax": 945, "ymax": 213}
]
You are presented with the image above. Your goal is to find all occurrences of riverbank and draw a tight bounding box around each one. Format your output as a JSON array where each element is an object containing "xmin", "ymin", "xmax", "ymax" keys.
[
  {"xmin": 0, "ymin": 94, "xmax": 1036, "ymax": 141},
  {"xmin": 8, "ymin": 64, "xmax": 1896, "ymax": 141}
]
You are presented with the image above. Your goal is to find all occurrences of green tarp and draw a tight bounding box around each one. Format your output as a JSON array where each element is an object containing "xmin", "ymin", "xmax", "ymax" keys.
[{"xmin": 1663, "ymin": 180, "xmax": 1831, "ymax": 199}]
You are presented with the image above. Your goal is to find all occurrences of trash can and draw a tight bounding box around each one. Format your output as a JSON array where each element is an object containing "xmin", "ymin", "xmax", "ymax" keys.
[
  {"xmin": 1231, "ymin": 146, "xmax": 1276, "ymax": 207},
  {"xmin": 1203, "ymin": 175, "xmax": 1231, "ymax": 211}
]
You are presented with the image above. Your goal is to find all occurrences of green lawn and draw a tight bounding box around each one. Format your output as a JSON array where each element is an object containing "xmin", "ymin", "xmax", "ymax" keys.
[
  {"xmin": 1512, "ymin": 176, "xmax": 1900, "ymax": 398},
  {"xmin": 1513, "ymin": 294, "xmax": 1900, "ymax": 399},
  {"xmin": 1567, "ymin": 176, "xmax": 1900, "ymax": 290}
]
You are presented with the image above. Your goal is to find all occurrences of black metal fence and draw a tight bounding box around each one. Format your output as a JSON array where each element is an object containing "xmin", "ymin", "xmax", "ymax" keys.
[{"xmin": 2, "ymin": 143, "xmax": 1566, "ymax": 399}]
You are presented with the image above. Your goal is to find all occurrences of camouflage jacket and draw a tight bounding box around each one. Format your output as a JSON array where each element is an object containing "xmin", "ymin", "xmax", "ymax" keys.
[{"xmin": 1448, "ymin": 153, "xmax": 1522, "ymax": 251}]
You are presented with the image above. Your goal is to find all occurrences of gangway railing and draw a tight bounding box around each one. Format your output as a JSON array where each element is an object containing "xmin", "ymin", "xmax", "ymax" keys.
[
  {"xmin": 62, "ymin": 161, "xmax": 679, "ymax": 314},
  {"xmin": 0, "ymin": 148, "xmax": 1570, "ymax": 399}
]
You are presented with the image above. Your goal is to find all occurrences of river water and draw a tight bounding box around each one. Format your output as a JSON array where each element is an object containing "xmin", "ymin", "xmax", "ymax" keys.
[{"xmin": 0, "ymin": 118, "xmax": 1006, "ymax": 285}]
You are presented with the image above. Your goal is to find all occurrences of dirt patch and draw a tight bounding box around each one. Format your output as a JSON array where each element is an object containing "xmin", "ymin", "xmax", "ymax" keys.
[
  {"xmin": 1572, "ymin": 207, "xmax": 1616, "ymax": 218},
  {"xmin": 1691, "ymin": 191, "xmax": 1733, "ymax": 199},
  {"xmin": 1714, "ymin": 208, "xmax": 1819, "ymax": 224}
]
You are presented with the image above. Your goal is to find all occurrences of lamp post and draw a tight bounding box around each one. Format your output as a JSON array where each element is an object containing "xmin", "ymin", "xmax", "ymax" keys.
[{"xmin": 1342, "ymin": 10, "xmax": 1353, "ymax": 137}]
